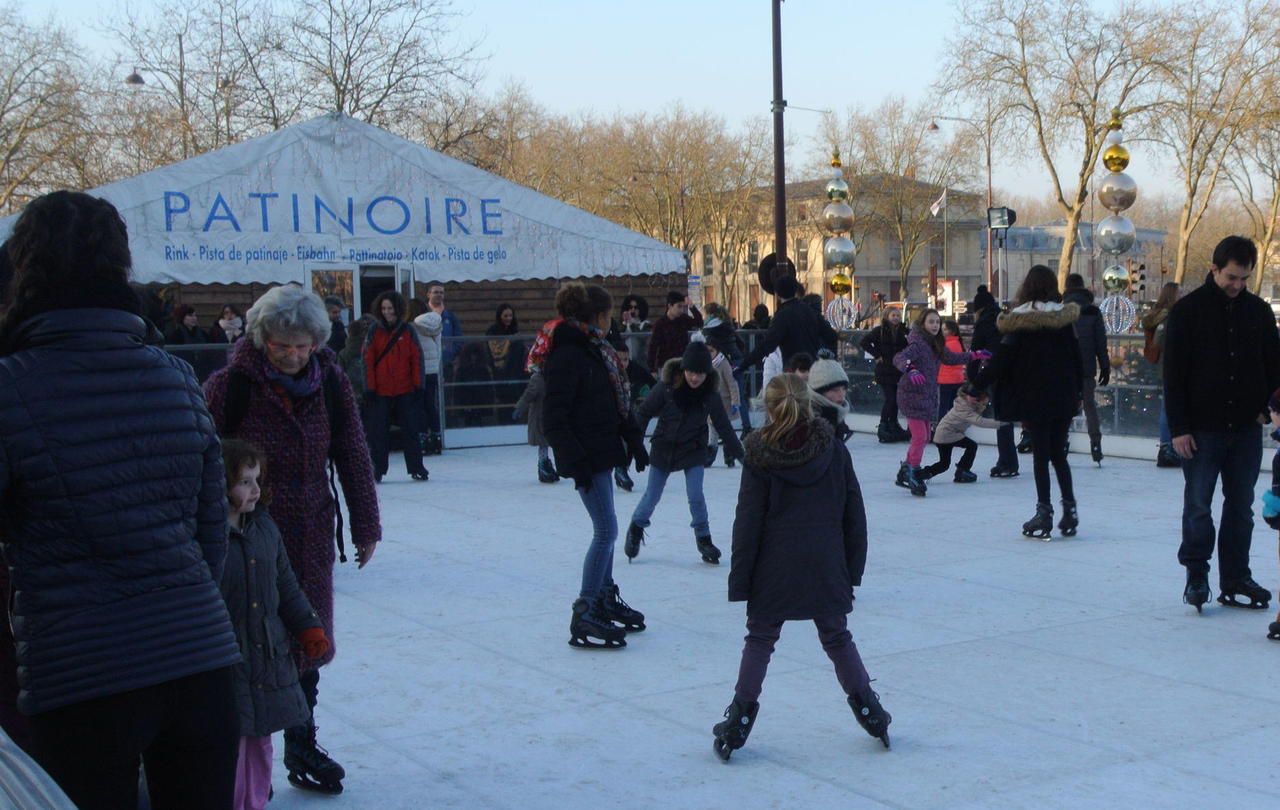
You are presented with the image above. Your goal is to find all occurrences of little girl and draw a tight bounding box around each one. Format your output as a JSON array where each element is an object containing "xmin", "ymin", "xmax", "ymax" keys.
[
  {"xmin": 937, "ymin": 319, "xmax": 967, "ymax": 421},
  {"xmin": 921, "ymin": 383, "xmax": 1008, "ymax": 484},
  {"xmin": 513, "ymin": 371, "xmax": 556, "ymax": 484},
  {"xmin": 712, "ymin": 373, "xmax": 890, "ymax": 761},
  {"xmin": 893, "ymin": 308, "xmax": 985, "ymax": 496},
  {"xmin": 220, "ymin": 439, "xmax": 330, "ymax": 809},
  {"xmin": 625, "ymin": 339, "xmax": 745, "ymax": 565}
]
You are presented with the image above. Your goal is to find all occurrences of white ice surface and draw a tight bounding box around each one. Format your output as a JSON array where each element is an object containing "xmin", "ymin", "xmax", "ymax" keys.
[{"xmin": 267, "ymin": 431, "xmax": 1280, "ymax": 809}]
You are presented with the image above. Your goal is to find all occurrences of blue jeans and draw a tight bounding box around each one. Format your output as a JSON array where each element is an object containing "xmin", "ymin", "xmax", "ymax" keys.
[
  {"xmin": 1177, "ymin": 426, "xmax": 1262, "ymax": 584},
  {"xmin": 734, "ymin": 369, "xmax": 753, "ymax": 431},
  {"xmin": 1158, "ymin": 404, "xmax": 1171, "ymax": 444},
  {"xmin": 577, "ymin": 470, "xmax": 618, "ymax": 599},
  {"xmin": 630, "ymin": 464, "xmax": 710, "ymax": 536}
]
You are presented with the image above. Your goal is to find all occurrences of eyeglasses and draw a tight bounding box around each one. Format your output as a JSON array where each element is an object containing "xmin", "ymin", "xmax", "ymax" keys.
[{"xmin": 265, "ymin": 340, "xmax": 316, "ymax": 356}]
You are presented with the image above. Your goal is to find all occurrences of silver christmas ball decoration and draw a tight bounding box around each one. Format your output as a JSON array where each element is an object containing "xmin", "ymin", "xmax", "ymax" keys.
[
  {"xmin": 823, "ymin": 235, "xmax": 857, "ymax": 269},
  {"xmin": 1096, "ymin": 172, "xmax": 1137, "ymax": 213},
  {"xmin": 825, "ymin": 176, "xmax": 849, "ymax": 201},
  {"xmin": 1099, "ymin": 292, "xmax": 1137, "ymax": 334},
  {"xmin": 1105, "ymin": 129, "xmax": 1124, "ymax": 147},
  {"xmin": 821, "ymin": 200, "xmax": 855, "ymax": 234},
  {"xmin": 1095, "ymin": 215, "xmax": 1136, "ymax": 255},
  {"xmin": 1101, "ymin": 264, "xmax": 1130, "ymax": 293}
]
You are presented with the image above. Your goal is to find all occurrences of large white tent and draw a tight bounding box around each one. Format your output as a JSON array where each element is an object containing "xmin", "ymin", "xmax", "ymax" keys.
[{"xmin": 0, "ymin": 114, "xmax": 684, "ymax": 290}]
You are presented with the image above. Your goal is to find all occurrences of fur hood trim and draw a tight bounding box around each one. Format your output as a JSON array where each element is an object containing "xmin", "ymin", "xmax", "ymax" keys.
[
  {"xmin": 997, "ymin": 302, "xmax": 1080, "ymax": 334},
  {"xmin": 744, "ymin": 418, "xmax": 833, "ymax": 470}
]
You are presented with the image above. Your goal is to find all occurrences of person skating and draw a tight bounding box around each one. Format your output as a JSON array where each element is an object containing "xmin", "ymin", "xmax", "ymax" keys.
[
  {"xmin": 978, "ymin": 265, "xmax": 1083, "ymax": 540},
  {"xmin": 704, "ymin": 337, "xmax": 741, "ymax": 467},
  {"xmin": 808, "ymin": 357, "xmax": 854, "ymax": 443},
  {"xmin": 514, "ymin": 371, "xmax": 557, "ymax": 483},
  {"xmin": 1164, "ymin": 236, "xmax": 1280, "ymax": 613},
  {"xmin": 1063, "ymin": 274, "xmax": 1111, "ymax": 465},
  {"xmin": 736, "ymin": 273, "xmax": 838, "ymax": 374},
  {"xmin": 613, "ymin": 340, "xmax": 656, "ymax": 490},
  {"xmin": 713, "ymin": 373, "xmax": 889, "ymax": 761},
  {"xmin": 969, "ymin": 286, "xmax": 1019, "ymax": 477},
  {"xmin": 363, "ymin": 291, "xmax": 429, "ymax": 482},
  {"xmin": 859, "ymin": 307, "xmax": 910, "ymax": 444},
  {"xmin": 647, "ymin": 290, "xmax": 701, "ymax": 370},
  {"xmin": 1142, "ymin": 282, "xmax": 1182, "ymax": 468},
  {"xmin": 626, "ymin": 339, "xmax": 745, "ymax": 565},
  {"xmin": 1261, "ymin": 389, "xmax": 1280, "ymax": 638},
  {"xmin": 542, "ymin": 283, "xmax": 649, "ymax": 648},
  {"xmin": 936, "ymin": 320, "xmax": 966, "ymax": 422},
  {"xmin": 892, "ymin": 308, "xmax": 984, "ymax": 497},
  {"xmin": 919, "ymin": 383, "xmax": 1008, "ymax": 484}
]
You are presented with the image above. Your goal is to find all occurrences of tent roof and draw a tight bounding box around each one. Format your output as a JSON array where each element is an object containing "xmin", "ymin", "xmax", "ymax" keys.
[{"xmin": 0, "ymin": 114, "xmax": 684, "ymax": 285}]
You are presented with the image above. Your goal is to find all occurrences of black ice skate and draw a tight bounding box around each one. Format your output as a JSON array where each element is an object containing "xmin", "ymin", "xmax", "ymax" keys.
[
  {"xmin": 599, "ymin": 583, "xmax": 645, "ymax": 632},
  {"xmin": 696, "ymin": 535, "xmax": 722, "ymax": 564},
  {"xmin": 410, "ymin": 470, "xmax": 429, "ymax": 482},
  {"xmin": 1058, "ymin": 499, "xmax": 1078, "ymax": 537},
  {"xmin": 989, "ymin": 463, "xmax": 1019, "ymax": 478},
  {"xmin": 953, "ymin": 469, "xmax": 977, "ymax": 484},
  {"xmin": 1021, "ymin": 502, "xmax": 1053, "ymax": 540},
  {"xmin": 1268, "ymin": 616, "xmax": 1280, "ymax": 641},
  {"xmin": 614, "ymin": 467, "xmax": 634, "ymax": 491},
  {"xmin": 1217, "ymin": 577, "xmax": 1271, "ymax": 610},
  {"xmin": 903, "ymin": 466, "xmax": 927, "ymax": 497},
  {"xmin": 1090, "ymin": 439, "xmax": 1103, "ymax": 466},
  {"xmin": 712, "ymin": 697, "xmax": 759, "ymax": 762},
  {"xmin": 424, "ymin": 431, "xmax": 443, "ymax": 456},
  {"xmin": 284, "ymin": 720, "xmax": 345, "ymax": 795},
  {"xmin": 895, "ymin": 462, "xmax": 911, "ymax": 488},
  {"xmin": 848, "ymin": 686, "xmax": 892, "ymax": 750},
  {"xmin": 624, "ymin": 522, "xmax": 645, "ymax": 562},
  {"xmin": 568, "ymin": 597, "xmax": 626, "ymax": 649},
  {"xmin": 1183, "ymin": 570, "xmax": 1211, "ymax": 614},
  {"xmin": 1016, "ymin": 431, "xmax": 1032, "ymax": 454},
  {"xmin": 537, "ymin": 457, "xmax": 558, "ymax": 484}
]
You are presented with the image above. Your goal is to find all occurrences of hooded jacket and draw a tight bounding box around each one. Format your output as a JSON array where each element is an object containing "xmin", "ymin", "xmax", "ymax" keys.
[
  {"xmin": 893, "ymin": 328, "xmax": 972, "ymax": 422},
  {"xmin": 412, "ymin": 311, "xmax": 443, "ymax": 375},
  {"xmin": 1062, "ymin": 288, "xmax": 1110, "ymax": 378},
  {"xmin": 728, "ymin": 419, "xmax": 867, "ymax": 620},
  {"xmin": 980, "ymin": 302, "xmax": 1083, "ymax": 422},
  {"xmin": 933, "ymin": 392, "xmax": 1006, "ymax": 445},
  {"xmin": 637, "ymin": 358, "xmax": 745, "ymax": 471},
  {"xmin": 859, "ymin": 322, "xmax": 909, "ymax": 385}
]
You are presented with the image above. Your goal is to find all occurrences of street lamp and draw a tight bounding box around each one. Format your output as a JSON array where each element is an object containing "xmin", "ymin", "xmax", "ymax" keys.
[
  {"xmin": 928, "ymin": 114, "xmax": 995, "ymax": 294},
  {"xmin": 125, "ymin": 67, "xmax": 145, "ymax": 86}
]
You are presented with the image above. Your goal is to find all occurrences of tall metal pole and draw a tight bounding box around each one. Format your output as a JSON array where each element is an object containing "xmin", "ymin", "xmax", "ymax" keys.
[
  {"xmin": 771, "ymin": 0, "xmax": 787, "ymax": 264},
  {"xmin": 984, "ymin": 131, "xmax": 993, "ymax": 292}
]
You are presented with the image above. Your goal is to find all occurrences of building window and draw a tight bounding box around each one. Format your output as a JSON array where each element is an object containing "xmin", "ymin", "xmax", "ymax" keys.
[
  {"xmin": 748, "ymin": 241, "xmax": 759, "ymax": 273},
  {"xmin": 702, "ymin": 245, "xmax": 714, "ymax": 275},
  {"xmin": 795, "ymin": 238, "xmax": 809, "ymax": 273},
  {"xmin": 888, "ymin": 246, "xmax": 901, "ymax": 272}
]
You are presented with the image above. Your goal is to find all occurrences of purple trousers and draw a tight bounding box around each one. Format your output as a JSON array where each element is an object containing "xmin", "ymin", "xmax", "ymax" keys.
[
  {"xmin": 233, "ymin": 736, "xmax": 273, "ymax": 810},
  {"xmin": 734, "ymin": 613, "xmax": 870, "ymax": 703}
]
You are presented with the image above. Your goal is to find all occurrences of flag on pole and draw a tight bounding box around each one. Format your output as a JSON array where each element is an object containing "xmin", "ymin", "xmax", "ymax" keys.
[{"xmin": 930, "ymin": 189, "xmax": 948, "ymax": 218}]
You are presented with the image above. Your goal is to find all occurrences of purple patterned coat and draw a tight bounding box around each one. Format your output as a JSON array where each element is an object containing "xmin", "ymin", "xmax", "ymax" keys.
[
  {"xmin": 204, "ymin": 339, "xmax": 381, "ymax": 671},
  {"xmin": 893, "ymin": 328, "xmax": 972, "ymax": 422}
]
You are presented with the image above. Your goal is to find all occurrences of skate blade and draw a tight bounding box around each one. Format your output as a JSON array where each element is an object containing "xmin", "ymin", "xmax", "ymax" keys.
[
  {"xmin": 880, "ymin": 731, "xmax": 891, "ymax": 750},
  {"xmin": 288, "ymin": 772, "xmax": 344, "ymax": 795},
  {"xmin": 568, "ymin": 635, "xmax": 626, "ymax": 649},
  {"xmin": 1217, "ymin": 594, "xmax": 1269, "ymax": 610},
  {"xmin": 701, "ymin": 556, "xmax": 721, "ymax": 565}
]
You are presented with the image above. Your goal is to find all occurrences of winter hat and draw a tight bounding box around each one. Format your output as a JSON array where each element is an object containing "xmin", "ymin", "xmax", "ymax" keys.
[
  {"xmin": 681, "ymin": 338, "xmax": 713, "ymax": 375},
  {"xmin": 808, "ymin": 358, "xmax": 849, "ymax": 395},
  {"xmin": 970, "ymin": 286, "xmax": 995, "ymax": 313}
]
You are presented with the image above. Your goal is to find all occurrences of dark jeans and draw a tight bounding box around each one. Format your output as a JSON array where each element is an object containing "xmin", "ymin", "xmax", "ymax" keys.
[
  {"xmin": 1027, "ymin": 418, "xmax": 1074, "ymax": 504},
  {"xmin": 1178, "ymin": 426, "xmax": 1262, "ymax": 585},
  {"xmin": 995, "ymin": 418, "xmax": 1018, "ymax": 471},
  {"xmin": 734, "ymin": 369, "xmax": 753, "ymax": 431},
  {"xmin": 1082, "ymin": 377, "xmax": 1101, "ymax": 441},
  {"xmin": 938, "ymin": 383, "xmax": 961, "ymax": 423},
  {"xmin": 367, "ymin": 390, "xmax": 427, "ymax": 477},
  {"xmin": 423, "ymin": 374, "xmax": 441, "ymax": 434},
  {"xmin": 28, "ymin": 667, "xmax": 238, "ymax": 810},
  {"xmin": 734, "ymin": 614, "xmax": 869, "ymax": 704},
  {"xmin": 923, "ymin": 437, "xmax": 978, "ymax": 478},
  {"xmin": 878, "ymin": 380, "xmax": 900, "ymax": 424},
  {"xmin": 577, "ymin": 469, "xmax": 618, "ymax": 599}
]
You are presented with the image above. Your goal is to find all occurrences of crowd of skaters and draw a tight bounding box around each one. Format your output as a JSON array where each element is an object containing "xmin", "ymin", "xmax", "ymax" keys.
[{"xmin": 0, "ymin": 189, "xmax": 1277, "ymax": 806}]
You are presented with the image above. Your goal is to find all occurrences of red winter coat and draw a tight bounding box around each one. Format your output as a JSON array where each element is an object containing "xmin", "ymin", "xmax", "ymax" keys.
[
  {"xmin": 938, "ymin": 334, "xmax": 967, "ymax": 385},
  {"xmin": 204, "ymin": 340, "xmax": 381, "ymax": 671},
  {"xmin": 364, "ymin": 322, "xmax": 422, "ymax": 397}
]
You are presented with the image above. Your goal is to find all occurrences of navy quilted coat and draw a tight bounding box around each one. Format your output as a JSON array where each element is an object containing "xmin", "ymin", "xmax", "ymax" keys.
[{"xmin": 0, "ymin": 309, "xmax": 240, "ymax": 715}]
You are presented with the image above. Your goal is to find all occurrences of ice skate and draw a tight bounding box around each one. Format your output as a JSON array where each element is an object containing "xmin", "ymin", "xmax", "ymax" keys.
[
  {"xmin": 1058, "ymin": 499, "xmax": 1078, "ymax": 537},
  {"xmin": 284, "ymin": 720, "xmax": 345, "ymax": 795},
  {"xmin": 568, "ymin": 597, "xmax": 626, "ymax": 649},
  {"xmin": 712, "ymin": 697, "xmax": 759, "ymax": 762},
  {"xmin": 953, "ymin": 469, "xmax": 977, "ymax": 484},
  {"xmin": 425, "ymin": 431, "xmax": 443, "ymax": 456},
  {"xmin": 989, "ymin": 463, "xmax": 1019, "ymax": 479},
  {"xmin": 624, "ymin": 522, "xmax": 645, "ymax": 562},
  {"xmin": 1016, "ymin": 431, "xmax": 1032, "ymax": 454},
  {"xmin": 1269, "ymin": 616, "xmax": 1280, "ymax": 641},
  {"xmin": 1183, "ymin": 570, "xmax": 1211, "ymax": 614},
  {"xmin": 904, "ymin": 465, "xmax": 927, "ymax": 497},
  {"xmin": 1021, "ymin": 502, "xmax": 1053, "ymax": 540},
  {"xmin": 410, "ymin": 470, "xmax": 429, "ymax": 482},
  {"xmin": 537, "ymin": 457, "xmax": 558, "ymax": 484},
  {"xmin": 848, "ymin": 687, "xmax": 892, "ymax": 750},
  {"xmin": 599, "ymin": 583, "xmax": 645, "ymax": 632},
  {"xmin": 895, "ymin": 462, "xmax": 911, "ymax": 488},
  {"xmin": 614, "ymin": 467, "xmax": 634, "ymax": 491},
  {"xmin": 696, "ymin": 534, "xmax": 722, "ymax": 564},
  {"xmin": 1217, "ymin": 577, "xmax": 1270, "ymax": 610},
  {"xmin": 1090, "ymin": 439, "xmax": 1103, "ymax": 466}
]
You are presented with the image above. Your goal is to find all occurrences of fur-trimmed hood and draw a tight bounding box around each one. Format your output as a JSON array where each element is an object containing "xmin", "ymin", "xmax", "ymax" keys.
[
  {"xmin": 660, "ymin": 356, "xmax": 719, "ymax": 405},
  {"xmin": 996, "ymin": 302, "xmax": 1080, "ymax": 334},
  {"xmin": 744, "ymin": 418, "xmax": 834, "ymax": 485}
]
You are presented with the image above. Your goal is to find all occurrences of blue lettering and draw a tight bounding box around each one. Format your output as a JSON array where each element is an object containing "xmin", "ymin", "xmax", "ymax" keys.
[
  {"xmin": 248, "ymin": 192, "xmax": 278, "ymax": 232},
  {"xmin": 164, "ymin": 191, "xmax": 190, "ymax": 232},
  {"xmin": 480, "ymin": 198, "xmax": 503, "ymax": 235},
  {"xmin": 314, "ymin": 195, "xmax": 354, "ymax": 235},
  {"xmin": 366, "ymin": 196, "xmax": 410, "ymax": 235},
  {"xmin": 445, "ymin": 198, "xmax": 469, "ymax": 235},
  {"xmin": 423, "ymin": 198, "xmax": 432, "ymax": 234},
  {"xmin": 202, "ymin": 192, "xmax": 241, "ymax": 232},
  {"xmin": 291, "ymin": 194, "xmax": 300, "ymax": 233}
]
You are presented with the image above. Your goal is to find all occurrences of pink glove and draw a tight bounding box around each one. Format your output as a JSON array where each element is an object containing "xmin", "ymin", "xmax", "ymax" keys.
[
  {"xmin": 972, "ymin": 350, "xmax": 992, "ymax": 361},
  {"xmin": 907, "ymin": 370, "xmax": 926, "ymax": 385}
]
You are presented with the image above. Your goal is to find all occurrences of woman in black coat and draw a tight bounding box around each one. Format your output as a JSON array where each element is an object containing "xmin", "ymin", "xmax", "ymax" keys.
[
  {"xmin": 859, "ymin": 307, "xmax": 909, "ymax": 443},
  {"xmin": 981, "ymin": 265, "xmax": 1083, "ymax": 539},
  {"xmin": 542, "ymin": 283, "xmax": 647, "ymax": 650},
  {"xmin": 711, "ymin": 372, "xmax": 889, "ymax": 760},
  {"xmin": 485, "ymin": 303, "xmax": 527, "ymax": 408}
]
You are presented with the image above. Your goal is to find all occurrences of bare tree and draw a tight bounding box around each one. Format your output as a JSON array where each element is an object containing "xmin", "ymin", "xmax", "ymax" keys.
[
  {"xmin": 705, "ymin": 119, "xmax": 770, "ymax": 314},
  {"xmin": 943, "ymin": 0, "xmax": 1164, "ymax": 286},
  {"xmin": 1228, "ymin": 102, "xmax": 1280, "ymax": 294}
]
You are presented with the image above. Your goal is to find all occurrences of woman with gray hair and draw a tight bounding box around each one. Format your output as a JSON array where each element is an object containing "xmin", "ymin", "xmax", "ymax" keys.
[{"xmin": 203, "ymin": 284, "xmax": 380, "ymax": 796}]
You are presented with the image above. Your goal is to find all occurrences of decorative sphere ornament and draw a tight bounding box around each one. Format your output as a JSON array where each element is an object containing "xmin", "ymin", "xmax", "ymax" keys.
[
  {"xmin": 1096, "ymin": 172, "xmax": 1137, "ymax": 213},
  {"xmin": 1102, "ymin": 143, "xmax": 1130, "ymax": 172},
  {"xmin": 1095, "ymin": 215, "xmax": 1136, "ymax": 255},
  {"xmin": 829, "ymin": 272, "xmax": 853, "ymax": 295},
  {"xmin": 825, "ymin": 177, "xmax": 849, "ymax": 201},
  {"xmin": 1105, "ymin": 129, "xmax": 1124, "ymax": 147},
  {"xmin": 825, "ymin": 297, "xmax": 856, "ymax": 331},
  {"xmin": 1099, "ymin": 292, "xmax": 1137, "ymax": 334},
  {"xmin": 1101, "ymin": 264, "xmax": 1130, "ymax": 294},
  {"xmin": 821, "ymin": 200, "xmax": 855, "ymax": 234},
  {"xmin": 823, "ymin": 235, "xmax": 856, "ymax": 269}
]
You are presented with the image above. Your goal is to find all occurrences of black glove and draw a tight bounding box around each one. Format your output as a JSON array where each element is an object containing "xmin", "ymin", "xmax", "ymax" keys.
[
  {"xmin": 1098, "ymin": 365, "xmax": 1110, "ymax": 386},
  {"xmin": 632, "ymin": 444, "xmax": 649, "ymax": 473}
]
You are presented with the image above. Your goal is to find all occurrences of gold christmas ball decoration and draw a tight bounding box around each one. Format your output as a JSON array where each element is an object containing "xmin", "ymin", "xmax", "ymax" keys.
[
  {"xmin": 1101, "ymin": 264, "xmax": 1130, "ymax": 294},
  {"xmin": 829, "ymin": 272, "xmax": 853, "ymax": 295},
  {"xmin": 1103, "ymin": 143, "xmax": 1130, "ymax": 172}
]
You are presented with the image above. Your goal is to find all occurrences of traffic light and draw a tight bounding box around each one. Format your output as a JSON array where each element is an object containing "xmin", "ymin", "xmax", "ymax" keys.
[{"xmin": 1130, "ymin": 263, "xmax": 1146, "ymax": 297}]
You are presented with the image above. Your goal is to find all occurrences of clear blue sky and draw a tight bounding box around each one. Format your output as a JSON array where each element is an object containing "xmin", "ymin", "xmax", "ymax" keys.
[{"xmin": 22, "ymin": 0, "xmax": 1181, "ymax": 200}]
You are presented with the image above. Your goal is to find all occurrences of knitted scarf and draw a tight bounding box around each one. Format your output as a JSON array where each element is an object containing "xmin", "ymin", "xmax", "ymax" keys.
[
  {"xmin": 264, "ymin": 354, "xmax": 323, "ymax": 399},
  {"xmin": 525, "ymin": 318, "xmax": 563, "ymax": 374},
  {"xmin": 218, "ymin": 316, "xmax": 244, "ymax": 341},
  {"xmin": 568, "ymin": 319, "xmax": 630, "ymax": 418}
]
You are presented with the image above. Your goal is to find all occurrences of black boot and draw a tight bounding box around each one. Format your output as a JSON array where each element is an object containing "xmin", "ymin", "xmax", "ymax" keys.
[
  {"xmin": 1269, "ymin": 615, "xmax": 1280, "ymax": 641},
  {"xmin": 1183, "ymin": 569, "xmax": 1211, "ymax": 614},
  {"xmin": 895, "ymin": 462, "xmax": 911, "ymax": 488},
  {"xmin": 1156, "ymin": 443, "xmax": 1182, "ymax": 468},
  {"xmin": 904, "ymin": 466, "xmax": 927, "ymax": 497},
  {"xmin": 848, "ymin": 687, "xmax": 892, "ymax": 749},
  {"xmin": 1217, "ymin": 577, "xmax": 1271, "ymax": 610},
  {"xmin": 1016, "ymin": 430, "xmax": 1032, "ymax": 454},
  {"xmin": 599, "ymin": 583, "xmax": 645, "ymax": 632},
  {"xmin": 624, "ymin": 522, "xmax": 645, "ymax": 562},
  {"xmin": 1021, "ymin": 502, "xmax": 1053, "ymax": 539},
  {"xmin": 953, "ymin": 468, "xmax": 977, "ymax": 483},
  {"xmin": 538, "ymin": 456, "xmax": 558, "ymax": 483},
  {"xmin": 614, "ymin": 466, "xmax": 634, "ymax": 491},
  {"xmin": 284, "ymin": 719, "xmax": 345, "ymax": 794},
  {"xmin": 568, "ymin": 597, "xmax": 626, "ymax": 648},
  {"xmin": 696, "ymin": 534, "xmax": 722, "ymax": 564},
  {"xmin": 1058, "ymin": 499, "xmax": 1078, "ymax": 536},
  {"xmin": 712, "ymin": 697, "xmax": 760, "ymax": 761}
]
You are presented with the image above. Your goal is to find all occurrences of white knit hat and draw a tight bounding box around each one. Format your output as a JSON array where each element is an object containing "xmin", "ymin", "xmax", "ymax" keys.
[{"xmin": 808, "ymin": 358, "xmax": 849, "ymax": 395}]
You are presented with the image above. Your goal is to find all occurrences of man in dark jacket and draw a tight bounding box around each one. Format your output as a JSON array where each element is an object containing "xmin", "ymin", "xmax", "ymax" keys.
[
  {"xmin": 0, "ymin": 191, "xmax": 241, "ymax": 809},
  {"xmin": 737, "ymin": 275, "xmax": 838, "ymax": 371},
  {"xmin": 647, "ymin": 291, "xmax": 701, "ymax": 370},
  {"xmin": 1164, "ymin": 236, "xmax": 1280, "ymax": 613},
  {"xmin": 967, "ymin": 286, "xmax": 1018, "ymax": 477},
  {"xmin": 1063, "ymin": 274, "xmax": 1111, "ymax": 463}
]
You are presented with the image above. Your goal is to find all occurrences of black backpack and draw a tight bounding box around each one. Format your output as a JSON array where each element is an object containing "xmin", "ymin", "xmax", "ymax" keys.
[{"xmin": 222, "ymin": 368, "xmax": 350, "ymax": 563}]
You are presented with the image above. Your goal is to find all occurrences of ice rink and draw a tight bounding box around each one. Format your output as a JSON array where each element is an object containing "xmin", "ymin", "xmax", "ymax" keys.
[{"xmin": 268, "ymin": 427, "xmax": 1280, "ymax": 809}]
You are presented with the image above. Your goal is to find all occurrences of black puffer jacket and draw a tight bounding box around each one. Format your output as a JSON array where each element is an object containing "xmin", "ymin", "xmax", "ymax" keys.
[
  {"xmin": 980, "ymin": 303, "xmax": 1084, "ymax": 422},
  {"xmin": 543, "ymin": 323, "xmax": 644, "ymax": 477},
  {"xmin": 859, "ymin": 322, "xmax": 908, "ymax": 385},
  {"xmin": 0, "ymin": 309, "xmax": 240, "ymax": 715},
  {"xmin": 637, "ymin": 359, "xmax": 744, "ymax": 472},
  {"xmin": 221, "ymin": 510, "xmax": 321, "ymax": 738},
  {"xmin": 1062, "ymin": 288, "xmax": 1110, "ymax": 378},
  {"xmin": 728, "ymin": 419, "xmax": 867, "ymax": 620},
  {"xmin": 740, "ymin": 298, "xmax": 838, "ymax": 370}
]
